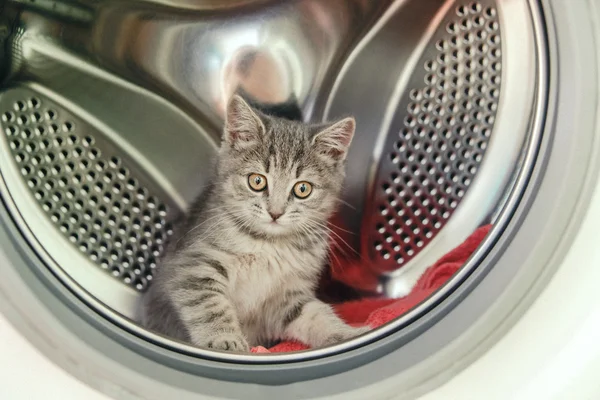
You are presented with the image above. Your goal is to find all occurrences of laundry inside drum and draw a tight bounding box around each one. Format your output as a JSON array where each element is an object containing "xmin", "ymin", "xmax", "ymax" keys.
[{"xmin": 0, "ymin": 0, "xmax": 543, "ymax": 354}]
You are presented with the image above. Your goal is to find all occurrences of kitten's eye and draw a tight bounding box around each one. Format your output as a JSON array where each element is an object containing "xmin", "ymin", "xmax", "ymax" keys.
[
  {"xmin": 293, "ymin": 181, "xmax": 312, "ymax": 199},
  {"xmin": 248, "ymin": 173, "xmax": 267, "ymax": 192}
]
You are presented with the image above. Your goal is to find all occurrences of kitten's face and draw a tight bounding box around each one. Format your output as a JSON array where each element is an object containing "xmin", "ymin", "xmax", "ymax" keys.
[{"xmin": 216, "ymin": 96, "xmax": 355, "ymax": 239}]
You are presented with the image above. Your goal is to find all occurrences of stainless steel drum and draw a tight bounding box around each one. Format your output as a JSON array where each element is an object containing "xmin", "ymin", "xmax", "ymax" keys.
[
  {"xmin": 0, "ymin": 0, "xmax": 539, "ymax": 314},
  {"xmin": 3, "ymin": 0, "xmax": 596, "ymax": 397}
]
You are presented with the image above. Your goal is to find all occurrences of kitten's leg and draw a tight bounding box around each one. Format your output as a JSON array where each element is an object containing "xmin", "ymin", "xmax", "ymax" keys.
[
  {"xmin": 279, "ymin": 296, "xmax": 370, "ymax": 348},
  {"xmin": 167, "ymin": 256, "xmax": 248, "ymax": 352}
]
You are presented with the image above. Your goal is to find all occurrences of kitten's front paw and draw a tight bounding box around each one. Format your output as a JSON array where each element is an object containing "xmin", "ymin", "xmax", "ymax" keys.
[
  {"xmin": 204, "ymin": 333, "xmax": 250, "ymax": 353},
  {"xmin": 322, "ymin": 326, "xmax": 371, "ymax": 347}
]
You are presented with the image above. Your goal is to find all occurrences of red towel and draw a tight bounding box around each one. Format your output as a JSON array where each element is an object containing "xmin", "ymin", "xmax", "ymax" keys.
[{"xmin": 250, "ymin": 224, "xmax": 491, "ymax": 353}]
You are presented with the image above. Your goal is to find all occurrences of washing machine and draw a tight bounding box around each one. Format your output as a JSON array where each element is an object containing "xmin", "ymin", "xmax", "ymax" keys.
[{"xmin": 1, "ymin": 0, "xmax": 600, "ymax": 399}]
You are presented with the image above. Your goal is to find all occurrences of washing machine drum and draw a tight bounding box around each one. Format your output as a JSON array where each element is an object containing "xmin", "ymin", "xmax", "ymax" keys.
[{"xmin": 0, "ymin": 0, "xmax": 598, "ymax": 398}]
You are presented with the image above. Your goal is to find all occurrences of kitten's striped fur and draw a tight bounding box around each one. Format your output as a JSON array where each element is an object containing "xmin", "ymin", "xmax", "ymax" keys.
[{"xmin": 141, "ymin": 95, "xmax": 368, "ymax": 352}]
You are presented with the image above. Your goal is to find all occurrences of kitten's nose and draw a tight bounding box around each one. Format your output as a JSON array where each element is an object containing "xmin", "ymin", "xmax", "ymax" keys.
[{"xmin": 268, "ymin": 211, "xmax": 283, "ymax": 221}]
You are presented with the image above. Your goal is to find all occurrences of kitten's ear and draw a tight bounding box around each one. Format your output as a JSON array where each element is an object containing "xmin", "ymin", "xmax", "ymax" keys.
[
  {"xmin": 312, "ymin": 117, "xmax": 356, "ymax": 161},
  {"xmin": 224, "ymin": 95, "xmax": 265, "ymax": 149}
]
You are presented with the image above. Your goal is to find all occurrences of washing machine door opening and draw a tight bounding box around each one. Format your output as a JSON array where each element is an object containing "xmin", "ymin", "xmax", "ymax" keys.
[{"xmin": 5, "ymin": 0, "xmax": 592, "ymax": 395}]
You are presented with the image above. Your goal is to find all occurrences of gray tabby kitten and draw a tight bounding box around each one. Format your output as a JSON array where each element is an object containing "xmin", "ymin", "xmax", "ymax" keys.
[{"xmin": 141, "ymin": 95, "xmax": 369, "ymax": 352}]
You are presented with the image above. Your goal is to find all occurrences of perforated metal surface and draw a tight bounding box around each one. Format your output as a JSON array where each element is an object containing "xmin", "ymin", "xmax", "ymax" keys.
[
  {"xmin": 0, "ymin": 89, "xmax": 172, "ymax": 291},
  {"xmin": 368, "ymin": 2, "xmax": 501, "ymax": 268}
]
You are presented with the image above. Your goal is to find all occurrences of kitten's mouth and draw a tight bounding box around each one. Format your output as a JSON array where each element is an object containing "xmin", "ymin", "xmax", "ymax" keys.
[{"xmin": 261, "ymin": 220, "xmax": 289, "ymax": 235}]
